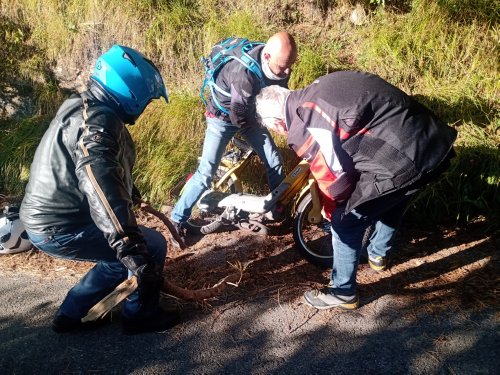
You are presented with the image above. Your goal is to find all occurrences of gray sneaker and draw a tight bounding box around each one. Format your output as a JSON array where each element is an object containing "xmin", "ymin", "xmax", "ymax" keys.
[
  {"xmin": 368, "ymin": 255, "xmax": 387, "ymax": 271},
  {"xmin": 303, "ymin": 288, "xmax": 359, "ymax": 310}
]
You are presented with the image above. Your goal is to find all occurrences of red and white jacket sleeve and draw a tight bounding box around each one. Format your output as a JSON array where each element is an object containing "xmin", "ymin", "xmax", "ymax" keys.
[{"xmin": 298, "ymin": 128, "xmax": 357, "ymax": 221}]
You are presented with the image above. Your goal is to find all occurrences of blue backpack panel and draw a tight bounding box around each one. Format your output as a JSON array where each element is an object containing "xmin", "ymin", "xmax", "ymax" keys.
[{"xmin": 200, "ymin": 37, "xmax": 264, "ymax": 115}]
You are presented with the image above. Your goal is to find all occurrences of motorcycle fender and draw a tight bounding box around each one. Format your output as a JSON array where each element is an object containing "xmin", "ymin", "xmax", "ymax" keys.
[{"xmin": 297, "ymin": 179, "xmax": 322, "ymax": 224}]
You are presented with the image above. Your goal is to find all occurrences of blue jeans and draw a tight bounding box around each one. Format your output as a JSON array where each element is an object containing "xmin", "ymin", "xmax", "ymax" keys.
[
  {"xmin": 171, "ymin": 116, "xmax": 284, "ymax": 223},
  {"xmin": 27, "ymin": 224, "xmax": 166, "ymax": 319},
  {"xmin": 330, "ymin": 192, "xmax": 413, "ymax": 295}
]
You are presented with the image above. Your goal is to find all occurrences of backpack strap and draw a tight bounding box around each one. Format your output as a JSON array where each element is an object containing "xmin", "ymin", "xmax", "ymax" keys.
[{"xmin": 200, "ymin": 38, "xmax": 265, "ymax": 115}]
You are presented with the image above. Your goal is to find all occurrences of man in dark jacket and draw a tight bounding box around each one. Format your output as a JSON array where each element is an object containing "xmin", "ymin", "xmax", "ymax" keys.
[
  {"xmin": 255, "ymin": 71, "xmax": 457, "ymax": 309},
  {"xmin": 170, "ymin": 32, "xmax": 297, "ymax": 245},
  {"xmin": 20, "ymin": 45, "xmax": 178, "ymax": 334}
]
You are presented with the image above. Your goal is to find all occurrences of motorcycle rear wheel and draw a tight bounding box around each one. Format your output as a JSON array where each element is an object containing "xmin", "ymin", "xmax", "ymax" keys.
[
  {"xmin": 293, "ymin": 193, "xmax": 333, "ymax": 268},
  {"xmin": 293, "ymin": 193, "xmax": 374, "ymax": 268}
]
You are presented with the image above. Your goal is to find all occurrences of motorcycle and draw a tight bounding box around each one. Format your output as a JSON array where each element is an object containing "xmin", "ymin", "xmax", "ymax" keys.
[{"xmin": 182, "ymin": 138, "xmax": 334, "ymax": 268}]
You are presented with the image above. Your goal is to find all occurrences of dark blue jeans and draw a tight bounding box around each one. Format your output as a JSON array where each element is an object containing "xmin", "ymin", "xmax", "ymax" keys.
[
  {"xmin": 27, "ymin": 223, "xmax": 167, "ymax": 319},
  {"xmin": 330, "ymin": 191, "xmax": 414, "ymax": 295}
]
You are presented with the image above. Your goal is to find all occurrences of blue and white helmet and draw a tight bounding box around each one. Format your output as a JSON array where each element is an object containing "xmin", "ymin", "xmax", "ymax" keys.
[
  {"xmin": 0, "ymin": 207, "xmax": 31, "ymax": 255},
  {"xmin": 91, "ymin": 45, "xmax": 168, "ymax": 117}
]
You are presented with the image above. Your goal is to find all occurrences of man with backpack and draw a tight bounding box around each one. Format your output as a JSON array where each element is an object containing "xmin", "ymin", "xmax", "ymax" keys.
[
  {"xmin": 20, "ymin": 45, "xmax": 179, "ymax": 334},
  {"xmin": 254, "ymin": 71, "xmax": 457, "ymax": 309},
  {"xmin": 170, "ymin": 32, "xmax": 298, "ymax": 245}
]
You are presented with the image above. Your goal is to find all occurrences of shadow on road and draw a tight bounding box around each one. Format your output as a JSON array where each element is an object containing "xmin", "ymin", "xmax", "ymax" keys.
[{"xmin": 0, "ymin": 218, "xmax": 498, "ymax": 374}]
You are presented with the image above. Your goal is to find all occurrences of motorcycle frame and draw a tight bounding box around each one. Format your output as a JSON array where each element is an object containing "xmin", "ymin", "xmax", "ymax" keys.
[
  {"xmin": 214, "ymin": 148, "xmax": 254, "ymax": 193},
  {"xmin": 214, "ymin": 148, "xmax": 323, "ymax": 224}
]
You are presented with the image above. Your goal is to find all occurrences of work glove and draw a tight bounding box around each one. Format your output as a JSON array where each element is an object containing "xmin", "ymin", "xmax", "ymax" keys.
[{"xmin": 118, "ymin": 242, "xmax": 163, "ymax": 306}]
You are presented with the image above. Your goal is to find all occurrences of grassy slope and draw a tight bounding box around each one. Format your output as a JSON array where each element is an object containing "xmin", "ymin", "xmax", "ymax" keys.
[{"xmin": 0, "ymin": 0, "xmax": 498, "ymax": 228}]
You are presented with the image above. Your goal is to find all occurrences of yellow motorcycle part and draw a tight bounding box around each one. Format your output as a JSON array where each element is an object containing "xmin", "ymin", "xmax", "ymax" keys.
[
  {"xmin": 214, "ymin": 160, "xmax": 245, "ymax": 193},
  {"xmin": 280, "ymin": 159, "xmax": 311, "ymax": 204},
  {"xmin": 306, "ymin": 181, "xmax": 323, "ymax": 224},
  {"xmin": 294, "ymin": 177, "xmax": 322, "ymax": 224}
]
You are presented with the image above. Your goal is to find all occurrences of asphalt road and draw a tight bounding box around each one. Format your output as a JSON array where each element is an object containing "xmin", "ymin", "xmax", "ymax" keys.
[{"xmin": 1, "ymin": 269, "xmax": 498, "ymax": 375}]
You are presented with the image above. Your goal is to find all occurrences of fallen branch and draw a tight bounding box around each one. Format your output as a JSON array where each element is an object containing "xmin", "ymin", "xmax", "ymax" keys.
[
  {"xmin": 82, "ymin": 277, "xmax": 138, "ymax": 322},
  {"xmin": 163, "ymin": 272, "xmax": 244, "ymax": 301},
  {"xmin": 81, "ymin": 272, "xmax": 245, "ymax": 322},
  {"xmin": 137, "ymin": 200, "xmax": 186, "ymax": 250}
]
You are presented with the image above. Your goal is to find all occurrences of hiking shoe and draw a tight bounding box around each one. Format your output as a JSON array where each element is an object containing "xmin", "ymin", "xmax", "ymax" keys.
[
  {"xmin": 303, "ymin": 288, "xmax": 359, "ymax": 310},
  {"xmin": 122, "ymin": 308, "xmax": 180, "ymax": 335},
  {"xmin": 170, "ymin": 221, "xmax": 188, "ymax": 249},
  {"xmin": 52, "ymin": 313, "xmax": 111, "ymax": 333},
  {"xmin": 368, "ymin": 255, "xmax": 387, "ymax": 272}
]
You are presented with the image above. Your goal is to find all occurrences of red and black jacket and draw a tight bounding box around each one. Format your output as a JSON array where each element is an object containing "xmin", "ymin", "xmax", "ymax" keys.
[{"xmin": 285, "ymin": 71, "xmax": 457, "ymax": 215}]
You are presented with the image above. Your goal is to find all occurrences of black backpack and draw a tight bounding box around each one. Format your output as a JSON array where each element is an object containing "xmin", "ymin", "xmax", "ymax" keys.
[{"xmin": 200, "ymin": 37, "xmax": 264, "ymax": 115}]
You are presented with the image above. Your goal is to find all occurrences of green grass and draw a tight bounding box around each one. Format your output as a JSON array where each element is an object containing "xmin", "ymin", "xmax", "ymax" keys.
[
  {"xmin": 1, "ymin": 0, "xmax": 498, "ymax": 229},
  {"xmin": 288, "ymin": 46, "xmax": 329, "ymax": 89},
  {"xmin": 357, "ymin": 0, "xmax": 499, "ymax": 229},
  {"xmin": 0, "ymin": 116, "xmax": 51, "ymax": 194},
  {"xmin": 129, "ymin": 92, "xmax": 206, "ymax": 202},
  {"xmin": 409, "ymin": 122, "xmax": 500, "ymax": 227}
]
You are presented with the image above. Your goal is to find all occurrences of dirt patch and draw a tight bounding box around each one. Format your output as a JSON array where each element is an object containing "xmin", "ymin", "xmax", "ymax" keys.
[{"xmin": 1, "ymin": 200, "xmax": 498, "ymax": 316}]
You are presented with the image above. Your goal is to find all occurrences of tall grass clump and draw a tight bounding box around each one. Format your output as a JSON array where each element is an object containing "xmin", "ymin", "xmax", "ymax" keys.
[
  {"xmin": 2, "ymin": 0, "xmax": 169, "ymax": 86},
  {"xmin": 409, "ymin": 122, "xmax": 500, "ymax": 230},
  {"xmin": 203, "ymin": 9, "xmax": 270, "ymax": 49},
  {"xmin": 145, "ymin": 0, "xmax": 206, "ymax": 90},
  {"xmin": 359, "ymin": 0, "xmax": 498, "ymax": 117},
  {"xmin": 436, "ymin": 0, "xmax": 500, "ymax": 24},
  {"xmin": 0, "ymin": 117, "xmax": 51, "ymax": 194},
  {"xmin": 288, "ymin": 46, "xmax": 331, "ymax": 89},
  {"xmin": 0, "ymin": 15, "xmax": 66, "ymax": 195},
  {"xmin": 358, "ymin": 0, "xmax": 499, "ymax": 228},
  {"xmin": 129, "ymin": 93, "xmax": 206, "ymax": 202}
]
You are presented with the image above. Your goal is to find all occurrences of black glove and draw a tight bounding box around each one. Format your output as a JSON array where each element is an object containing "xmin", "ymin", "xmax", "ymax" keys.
[
  {"xmin": 3, "ymin": 205, "xmax": 20, "ymax": 220},
  {"xmin": 118, "ymin": 242, "xmax": 163, "ymax": 306}
]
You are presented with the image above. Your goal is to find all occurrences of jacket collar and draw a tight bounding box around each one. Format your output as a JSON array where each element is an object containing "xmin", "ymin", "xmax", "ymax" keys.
[{"xmin": 83, "ymin": 79, "xmax": 137, "ymax": 124}]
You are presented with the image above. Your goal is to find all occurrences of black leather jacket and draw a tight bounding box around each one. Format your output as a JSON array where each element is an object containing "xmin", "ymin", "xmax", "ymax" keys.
[
  {"xmin": 207, "ymin": 44, "xmax": 289, "ymax": 127},
  {"xmin": 20, "ymin": 82, "xmax": 148, "ymax": 260}
]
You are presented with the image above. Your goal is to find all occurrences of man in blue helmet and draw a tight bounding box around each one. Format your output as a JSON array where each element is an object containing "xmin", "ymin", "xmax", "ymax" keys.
[{"xmin": 20, "ymin": 45, "xmax": 177, "ymax": 334}]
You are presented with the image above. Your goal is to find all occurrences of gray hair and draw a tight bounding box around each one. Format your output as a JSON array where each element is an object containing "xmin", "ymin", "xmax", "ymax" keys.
[{"xmin": 255, "ymin": 85, "xmax": 291, "ymax": 128}]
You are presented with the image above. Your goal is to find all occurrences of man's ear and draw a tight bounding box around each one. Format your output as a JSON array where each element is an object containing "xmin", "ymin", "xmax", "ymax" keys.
[{"xmin": 274, "ymin": 119, "xmax": 288, "ymax": 135}]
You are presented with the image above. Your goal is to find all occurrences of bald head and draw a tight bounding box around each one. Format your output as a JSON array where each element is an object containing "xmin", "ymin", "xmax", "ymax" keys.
[{"xmin": 262, "ymin": 32, "xmax": 297, "ymax": 79}]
